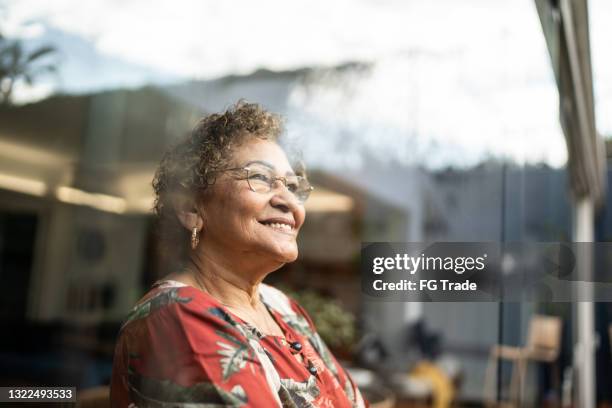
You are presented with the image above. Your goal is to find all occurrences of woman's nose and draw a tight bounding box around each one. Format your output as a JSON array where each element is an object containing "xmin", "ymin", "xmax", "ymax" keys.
[{"xmin": 270, "ymin": 185, "xmax": 299, "ymax": 212}]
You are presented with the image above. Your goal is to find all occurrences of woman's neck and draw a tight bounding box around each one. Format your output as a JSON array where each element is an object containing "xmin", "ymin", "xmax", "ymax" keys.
[
  {"xmin": 185, "ymin": 248, "xmax": 274, "ymax": 309},
  {"xmin": 166, "ymin": 249, "xmax": 286, "ymax": 337}
]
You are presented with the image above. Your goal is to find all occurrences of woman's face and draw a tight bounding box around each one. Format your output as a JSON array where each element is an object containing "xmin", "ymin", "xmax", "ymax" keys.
[{"xmin": 198, "ymin": 139, "xmax": 306, "ymax": 266}]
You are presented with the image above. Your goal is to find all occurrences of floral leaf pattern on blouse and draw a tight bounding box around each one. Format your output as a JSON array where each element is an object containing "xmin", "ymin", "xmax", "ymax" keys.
[
  {"xmin": 343, "ymin": 378, "xmax": 356, "ymax": 405},
  {"xmin": 127, "ymin": 369, "xmax": 248, "ymax": 406},
  {"xmin": 123, "ymin": 288, "xmax": 192, "ymax": 327},
  {"xmin": 278, "ymin": 376, "xmax": 320, "ymax": 407},
  {"xmin": 281, "ymin": 314, "xmax": 338, "ymax": 378},
  {"xmin": 215, "ymin": 330, "xmax": 255, "ymax": 381},
  {"xmin": 206, "ymin": 307, "xmax": 261, "ymax": 343},
  {"xmin": 111, "ymin": 281, "xmax": 368, "ymax": 408},
  {"xmin": 206, "ymin": 307, "xmax": 235, "ymax": 326}
]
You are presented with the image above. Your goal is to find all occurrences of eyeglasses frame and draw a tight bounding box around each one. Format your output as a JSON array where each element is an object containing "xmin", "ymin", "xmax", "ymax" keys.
[{"xmin": 218, "ymin": 165, "xmax": 314, "ymax": 203}]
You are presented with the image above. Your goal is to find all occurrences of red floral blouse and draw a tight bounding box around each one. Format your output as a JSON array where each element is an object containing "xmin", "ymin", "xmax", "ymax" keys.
[{"xmin": 110, "ymin": 280, "xmax": 368, "ymax": 407}]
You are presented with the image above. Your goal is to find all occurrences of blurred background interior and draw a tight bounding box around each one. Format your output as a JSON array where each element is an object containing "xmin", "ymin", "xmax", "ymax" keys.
[{"xmin": 0, "ymin": 0, "xmax": 611, "ymax": 407}]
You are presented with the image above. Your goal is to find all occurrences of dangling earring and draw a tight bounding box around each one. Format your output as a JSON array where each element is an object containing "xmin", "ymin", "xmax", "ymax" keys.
[{"xmin": 191, "ymin": 226, "xmax": 200, "ymax": 249}]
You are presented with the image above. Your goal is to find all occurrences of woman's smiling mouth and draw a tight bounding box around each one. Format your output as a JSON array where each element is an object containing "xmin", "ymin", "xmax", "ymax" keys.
[{"xmin": 258, "ymin": 218, "xmax": 296, "ymax": 234}]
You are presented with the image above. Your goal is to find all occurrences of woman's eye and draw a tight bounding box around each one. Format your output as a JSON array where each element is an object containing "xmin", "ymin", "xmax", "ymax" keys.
[
  {"xmin": 287, "ymin": 182, "xmax": 299, "ymax": 192},
  {"xmin": 250, "ymin": 172, "xmax": 271, "ymax": 182}
]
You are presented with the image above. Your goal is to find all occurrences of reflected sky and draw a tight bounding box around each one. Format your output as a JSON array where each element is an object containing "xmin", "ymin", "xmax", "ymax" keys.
[
  {"xmin": 590, "ymin": 0, "xmax": 612, "ymax": 139},
  {"xmin": 2, "ymin": 0, "xmax": 597, "ymax": 168}
]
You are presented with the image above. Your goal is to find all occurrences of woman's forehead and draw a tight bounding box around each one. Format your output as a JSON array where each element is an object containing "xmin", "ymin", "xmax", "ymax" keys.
[
  {"xmin": 232, "ymin": 140, "xmax": 294, "ymax": 174},
  {"xmin": 244, "ymin": 160, "xmax": 297, "ymax": 176}
]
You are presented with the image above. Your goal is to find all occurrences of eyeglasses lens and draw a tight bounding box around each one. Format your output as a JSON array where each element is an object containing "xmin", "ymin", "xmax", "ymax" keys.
[{"xmin": 246, "ymin": 167, "xmax": 311, "ymax": 202}]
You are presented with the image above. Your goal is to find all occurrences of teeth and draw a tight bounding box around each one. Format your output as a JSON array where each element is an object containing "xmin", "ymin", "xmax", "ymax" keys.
[{"xmin": 264, "ymin": 222, "xmax": 292, "ymax": 231}]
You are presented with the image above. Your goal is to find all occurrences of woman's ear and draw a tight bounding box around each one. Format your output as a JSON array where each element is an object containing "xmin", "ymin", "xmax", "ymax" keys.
[{"xmin": 172, "ymin": 191, "xmax": 204, "ymax": 232}]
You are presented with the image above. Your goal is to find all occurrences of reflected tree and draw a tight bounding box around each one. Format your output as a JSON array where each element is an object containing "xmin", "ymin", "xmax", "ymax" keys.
[{"xmin": 0, "ymin": 32, "xmax": 56, "ymax": 105}]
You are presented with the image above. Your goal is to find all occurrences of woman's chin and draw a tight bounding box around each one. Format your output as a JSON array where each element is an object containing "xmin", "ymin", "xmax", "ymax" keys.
[
  {"xmin": 268, "ymin": 244, "xmax": 298, "ymax": 264},
  {"xmin": 281, "ymin": 252, "xmax": 298, "ymax": 263},
  {"xmin": 249, "ymin": 236, "xmax": 299, "ymax": 265},
  {"xmin": 275, "ymin": 250, "xmax": 298, "ymax": 263}
]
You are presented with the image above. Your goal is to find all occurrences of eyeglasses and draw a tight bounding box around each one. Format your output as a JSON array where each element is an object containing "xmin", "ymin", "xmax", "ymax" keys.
[{"xmin": 220, "ymin": 164, "xmax": 313, "ymax": 203}]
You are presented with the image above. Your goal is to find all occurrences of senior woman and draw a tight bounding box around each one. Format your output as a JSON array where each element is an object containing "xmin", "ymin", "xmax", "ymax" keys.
[{"xmin": 110, "ymin": 101, "xmax": 367, "ymax": 407}]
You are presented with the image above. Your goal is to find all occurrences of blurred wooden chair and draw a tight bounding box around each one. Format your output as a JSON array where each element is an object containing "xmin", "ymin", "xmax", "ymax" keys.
[
  {"xmin": 77, "ymin": 386, "xmax": 110, "ymax": 408},
  {"xmin": 484, "ymin": 315, "xmax": 562, "ymax": 408}
]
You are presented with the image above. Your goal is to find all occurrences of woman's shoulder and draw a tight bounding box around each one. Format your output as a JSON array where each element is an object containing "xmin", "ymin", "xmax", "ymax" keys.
[{"xmin": 120, "ymin": 279, "xmax": 231, "ymax": 332}]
